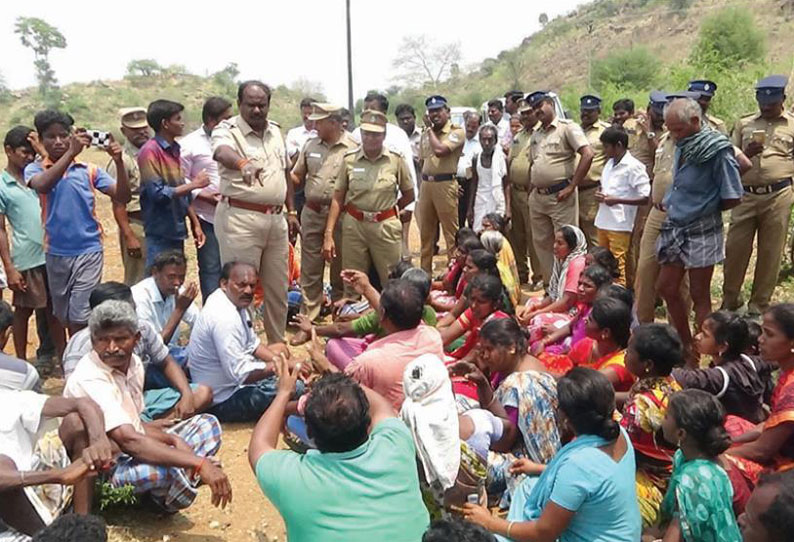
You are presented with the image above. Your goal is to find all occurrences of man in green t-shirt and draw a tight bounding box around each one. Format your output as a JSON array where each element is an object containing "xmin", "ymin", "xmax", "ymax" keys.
[{"xmin": 248, "ymin": 361, "xmax": 429, "ymax": 542}]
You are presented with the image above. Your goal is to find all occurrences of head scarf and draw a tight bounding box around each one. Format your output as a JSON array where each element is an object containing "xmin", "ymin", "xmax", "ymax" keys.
[
  {"xmin": 548, "ymin": 225, "xmax": 587, "ymax": 301},
  {"xmin": 400, "ymin": 354, "xmax": 461, "ymax": 490}
]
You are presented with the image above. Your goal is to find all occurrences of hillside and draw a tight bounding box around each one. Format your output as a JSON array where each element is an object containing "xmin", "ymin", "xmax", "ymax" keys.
[{"xmin": 0, "ymin": 73, "xmax": 318, "ymax": 137}]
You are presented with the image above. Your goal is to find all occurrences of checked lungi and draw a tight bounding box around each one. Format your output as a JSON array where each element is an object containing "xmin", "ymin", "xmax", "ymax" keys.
[
  {"xmin": 109, "ymin": 414, "xmax": 222, "ymax": 512},
  {"xmin": 656, "ymin": 212, "xmax": 724, "ymax": 269}
]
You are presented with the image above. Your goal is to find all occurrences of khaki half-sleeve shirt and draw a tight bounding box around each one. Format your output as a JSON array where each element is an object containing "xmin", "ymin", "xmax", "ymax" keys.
[
  {"xmin": 420, "ymin": 121, "xmax": 465, "ymax": 176},
  {"xmin": 106, "ymin": 141, "xmax": 142, "ymax": 213},
  {"xmin": 508, "ymin": 129, "xmax": 533, "ymax": 186},
  {"xmin": 651, "ymin": 132, "xmax": 676, "ymax": 205},
  {"xmin": 529, "ymin": 118, "xmax": 590, "ymax": 187},
  {"xmin": 211, "ymin": 115, "xmax": 288, "ymax": 205},
  {"xmin": 292, "ymin": 132, "xmax": 358, "ymax": 203},
  {"xmin": 732, "ymin": 111, "xmax": 794, "ymax": 186},
  {"xmin": 337, "ymin": 148, "xmax": 413, "ymax": 212},
  {"xmin": 579, "ymin": 120, "xmax": 611, "ymax": 185}
]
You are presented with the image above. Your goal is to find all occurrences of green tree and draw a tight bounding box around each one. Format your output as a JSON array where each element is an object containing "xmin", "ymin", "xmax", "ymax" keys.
[
  {"xmin": 691, "ymin": 7, "xmax": 765, "ymax": 69},
  {"xmin": 126, "ymin": 59, "xmax": 162, "ymax": 77},
  {"xmin": 14, "ymin": 16, "xmax": 67, "ymax": 98},
  {"xmin": 592, "ymin": 47, "xmax": 658, "ymax": 92}
]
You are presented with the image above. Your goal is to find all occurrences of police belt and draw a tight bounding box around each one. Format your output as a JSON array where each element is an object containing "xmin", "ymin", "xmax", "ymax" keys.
[
  {"xmin": 304, "ymin": 200, "xmax": 330, "ymax": 213},
  {"xmin": 225, "ymin": 197, "xmax": 283, "ymax": 215},
  {"xmin": 578, "ymin": 182, "xmax": 599, "ymax": 191},
  {"xmin": 345, "ymin": 203, "xmax": 398, "ymax": 223},
  {"xmin": 511, "ymin": 183, "xmax": 530, "ymax": 192},
  {"xmin": 422, "ymin": 173, "xmax": 455, "ymax": 182},
  {"xmin": 743, "ymin": 178, "xmax": 792, "ymax": 195},
  {"xmin": 535, "ymin": 180, "xmax": 570, "ymax": 195}
]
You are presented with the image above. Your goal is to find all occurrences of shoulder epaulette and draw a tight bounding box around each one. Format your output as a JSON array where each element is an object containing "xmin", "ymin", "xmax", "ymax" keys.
[{"xmin": 268, "ymin": 120, "xmax": 281, "ymax": 128}]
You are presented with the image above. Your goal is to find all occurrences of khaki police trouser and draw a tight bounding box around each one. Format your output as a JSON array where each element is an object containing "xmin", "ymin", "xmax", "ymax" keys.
[
  {"xmin": 342, "ymin": 214, "xmax": 402, "ymax": 296},
  {"xmin": 120, "ymin": 219, "xmax": 147, "ymax": 285},
  {"xmin": 634, "ymin": 207, "xmax": 691, "ymax": 323},
  {"xmin": 722, "ymin": 187, "xmax": 794, "ymax": 313},
  {"xmin": 627, "ymin": 202, "xmax": 651, "ymax": 290},
  {"xmin": 418, "ymin": 180, "xmax": 458, "ymax": 274},
  {"xmin": 216, "ymin": 201, "xmax": 289, "ymax": 344},
  {"xmin": 578, "ymin": 185, "xmax": 599, "ymax": 248},
  {"xmin": 597, "ymin": 229, "xmax": 631, "ymax": 287},
  {"xmin": 299, "ymin": 205, "xmax": 343, "ymax": 322},
  {"xmin": 529, "ymin": 188, "xmax": 578, "ymax": 285},
  {"xmin": 508, "ymin": 186, "xmax": 542, "ymax": 284}
]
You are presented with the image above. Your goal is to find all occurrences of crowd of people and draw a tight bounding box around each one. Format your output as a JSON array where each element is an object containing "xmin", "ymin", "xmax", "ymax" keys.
[{"xmin": 1, "ymin": 74, "xmax": 794, "ymax": 542}]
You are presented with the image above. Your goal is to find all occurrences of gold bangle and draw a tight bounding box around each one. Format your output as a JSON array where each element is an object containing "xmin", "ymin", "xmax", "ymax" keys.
[
  {"xmin": 506, "ymin": 521, "xmax": 515, "ymax": 539},
  {"xmin": 288, "ymin": 210, "xmax": 298, "ymax": 216}
]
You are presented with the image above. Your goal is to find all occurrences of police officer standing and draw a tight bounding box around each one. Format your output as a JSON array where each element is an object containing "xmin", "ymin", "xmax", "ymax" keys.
[
  {"xmin": 722, "ymin": 75, "xmax": 794, "ymax": 316},
  {"xmin": 578, "ymin": 94, "xmax": 611, "ymax": 246},
  {"xmin": 507, "ymin": 96, "xmax": 542, "ymax": 287},
  {"xmin": 688, "ymin": 79, "xmax": 728, "ymax": 135},
  {"xmin": 108, "ymin": 107, "xmax": 150, "ymax": 285},
  {"xmin": 323, "ymin": 110, "xmax": 415, "ymax": 290},
  {"xmin": 212, "ymin": 80, "xmax": 300, "ymax": 345},
  {"xmin": 417, "ymin": 96, "xmax": 465, "ymax": 273},
  {"xmin": 290, "ymin": 103, "xmax": 357, "ymax": 345},
  {"xmin": 528, "ymin": 92, "xmax": 593, "ymax": 283}
]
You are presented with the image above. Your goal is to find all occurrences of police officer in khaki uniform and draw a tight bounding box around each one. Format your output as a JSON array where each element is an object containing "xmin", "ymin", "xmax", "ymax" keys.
[
  {"xmin": 323, "ymin": 110, "xmax": 415, "ymax": 290},
  {"xmin": 723, "ymin": 75, "xmax": 794, "ymax": 316},
  {"xmin": 418, "ymin": 95, "xmax": 465, "ymax": 273},
  {"xmin": 507, "ymin": 96, "xmax": 542, "ymax": 287},
  {"xmin": 211, "ymin": 81, "xmax": 300, "ymax": 344},
  {"xmin": 578, "ymin": 94, "xmax": 611, "ymax": 247},
  {"xmin": 528, "ymin": 91, "xmax": 593, "ymax": 283},
  {"xmin": 289, "ymin": 103, "xmax": 357, "ymax": 345},
  {"xmin": 688, "ymin": 79, "xmax": 728, "ymax": 135},
  {"xmin": 108, "ymin": 107, "xmax": 150, "ymax": 285}
]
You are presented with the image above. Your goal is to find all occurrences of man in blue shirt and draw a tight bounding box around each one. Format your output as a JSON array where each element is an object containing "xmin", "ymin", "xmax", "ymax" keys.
[{"xmin": 656, "ymin": 97, "xmax": 743, "ymax": 355}]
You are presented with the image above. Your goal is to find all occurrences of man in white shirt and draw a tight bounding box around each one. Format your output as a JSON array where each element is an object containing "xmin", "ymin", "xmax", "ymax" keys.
[
  {"xmin": 0, "ymin": 390, "xmax": 111, "ymax": 537},
  {"xmin": 187, "ymin": 261, "xmax": 304, "ymax": 422},
  {"xmin": 457, "ymin": 112, "xmax": 482, "ymax": 228},
  {"xmin": 130, "ymin": 251, "xmax": 198, "ymax": 366},
  {"xmin": 594, "ymin": 126, "xmax": 651, "ymax": 286},
  {"xmin": 286, "ymin": 97, "xmax": 318, "ymax": 221},
  {"xmin": 180, "ymin": 97, "xmax": 233, "ymax": 302},
  {"xmin": 352, "ymin": 92, "xmax": 418, "ymax": 259}
]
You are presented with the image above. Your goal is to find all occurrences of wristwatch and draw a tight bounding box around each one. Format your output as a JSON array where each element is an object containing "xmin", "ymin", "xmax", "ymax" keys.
[{"xmin": 646, "ymin": 131, "xmax": 656, "ymax": 140}]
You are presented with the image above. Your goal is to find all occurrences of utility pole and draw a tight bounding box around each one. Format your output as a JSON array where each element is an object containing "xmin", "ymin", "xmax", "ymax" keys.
[{"xmin": 346, "ymin": 0, "xmax": 354, "ymax": 124}]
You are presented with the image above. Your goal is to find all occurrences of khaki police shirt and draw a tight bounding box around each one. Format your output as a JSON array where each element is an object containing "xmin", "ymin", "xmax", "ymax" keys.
[
  {"xmin": 292, "ymin": 132, "xmax": 358, "ymax": 204},
  {"xmin": 651, "ymin": 132, "xmax": 675, "ymax": 205},
  {"xmin": 706, "ymin": 113, "xmax": 728, "ymax": 136},
  {"xmin": 507, "ymin": 128, "xmax": 534, "ymax": 186},
  {"xmin": 211, "ymin": 115, "xmax": 288, "ymax": 206},
  {"xmin": 529, "ymin": 117, "xmax": 590, "ymax": 188},
  {"xmin": 580, "ymin": 120, "xmax": 611, "ymax": 185},
  {"xmin": 337, "ymin": 148, "xmax": 413, "ymax": 212},
  {"xmin": 106, "ymin": 141, "xmax": 142, "ymax": 213},
  {"xmin": 420, "ymin": 121, "xmax": 465, "ymax": 176},
  {"xmin": 624, "ymin": 117, "xmax": 656, "ymax": 174},
  {"xmin": 732, "ymin": 111, "xmax": 794, "ymax": 186}
]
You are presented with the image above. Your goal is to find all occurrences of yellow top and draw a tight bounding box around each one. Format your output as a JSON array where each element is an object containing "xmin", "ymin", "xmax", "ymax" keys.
[{"xmin": 337, "ymin": 148, "xmax": 414, "ymax": 212}]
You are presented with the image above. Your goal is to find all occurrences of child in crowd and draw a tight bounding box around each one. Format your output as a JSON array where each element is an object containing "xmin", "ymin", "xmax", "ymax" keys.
[
  {"xmin": 586, "ymin": 246, "xmax": 621, "ymax": 282},
  {"xmin": 431, "ymin": 230, "xmax": 482, "ymax": 313}
]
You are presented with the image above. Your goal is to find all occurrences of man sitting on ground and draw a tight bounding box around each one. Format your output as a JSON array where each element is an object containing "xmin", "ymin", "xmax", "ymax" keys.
[
  {"xmin": 63, "ymin": 282, "xmax": 211, "ymax": 421},
  {"xmin": 0, "ymin": 300, "xmax": 40, "ymax": 391},
  {"xmin": 131, "ymin": 250, "xmax": 199, "ymax": 366},
  {"xmin": 308, "ymin": 279, "xmax": 444, "ymax": 411},
  {"xmin": 64, "ymin": 300, "xmax": 231, "ymax": 513},
  {"xmin": 0, "ymin": 388, "xmax": 112, "ymax": 539},
  {"xmin": 188, "ymin": 261, "xmax": 303, "ymax": 423},
  {"xmin": 249, "ymin": 365, "xmax": 429, "ymax": 542}
]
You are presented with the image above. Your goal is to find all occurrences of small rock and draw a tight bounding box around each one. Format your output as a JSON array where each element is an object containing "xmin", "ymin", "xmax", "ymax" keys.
[
  {"xmin": 209, "ymin": 520, "xmax": 221, "ymax": 530},
  {"xmin": 162, "ymin": 536, "xmax": 171, "ymax": 542}
]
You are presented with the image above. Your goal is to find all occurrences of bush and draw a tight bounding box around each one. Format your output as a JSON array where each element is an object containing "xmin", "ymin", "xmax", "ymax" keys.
[
  {"xmin": 691, "ymin": 7, "xmax": 765, "ymax": 69},
  {"xmin": 592, "ymin": 47, "xmax": 659, "ymax": 92}
]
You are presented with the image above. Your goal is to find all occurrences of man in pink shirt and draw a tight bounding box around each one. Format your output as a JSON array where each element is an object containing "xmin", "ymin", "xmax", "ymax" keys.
[{"xmin": 309, "ymin": 279, "xmax": 444, "ymax": 411}]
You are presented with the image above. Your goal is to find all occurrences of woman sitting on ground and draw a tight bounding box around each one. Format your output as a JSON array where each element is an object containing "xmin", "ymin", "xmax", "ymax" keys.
[
  {"xmin": 729, "ymin": 303, "xmax": 794, "ymax": 472},
  {"xmin": 673, "ymin": 310, "xmax": 772, "ymax": 425},
  {"xmin": 657, "ymin": 389, "xmax": 743, "ymax": 542},
  {"xmin": 565, "ymin": 296, "xmax": 635, "ymax": 392},
  {"xmin": 463, "ymin": 367, "xmax": 641, "ymax": 542},
  {"xmin": 620, "ymin": 323, "xmax": 683, "ymax": 527},
  {"xmin": 517, "ymin": 225, "xmax": 587, "ymax": 329},
  {"xmin": 481, "ymin": 230, "xmax": 520, "ymax": 309},
  {"xmin": 430, "ymin": 231, "xmax": 482, "ymax": 313},
  {"xmin": 438, "ymin": 249, "xmax": 506, "ymax": 331},
  {"xmin": 450, "ymin": 318, "xmax": 560, "ymax": 507},
  {"xmin": 532, "ymin": 265, "xmax": 613, "ymax": 374}
]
